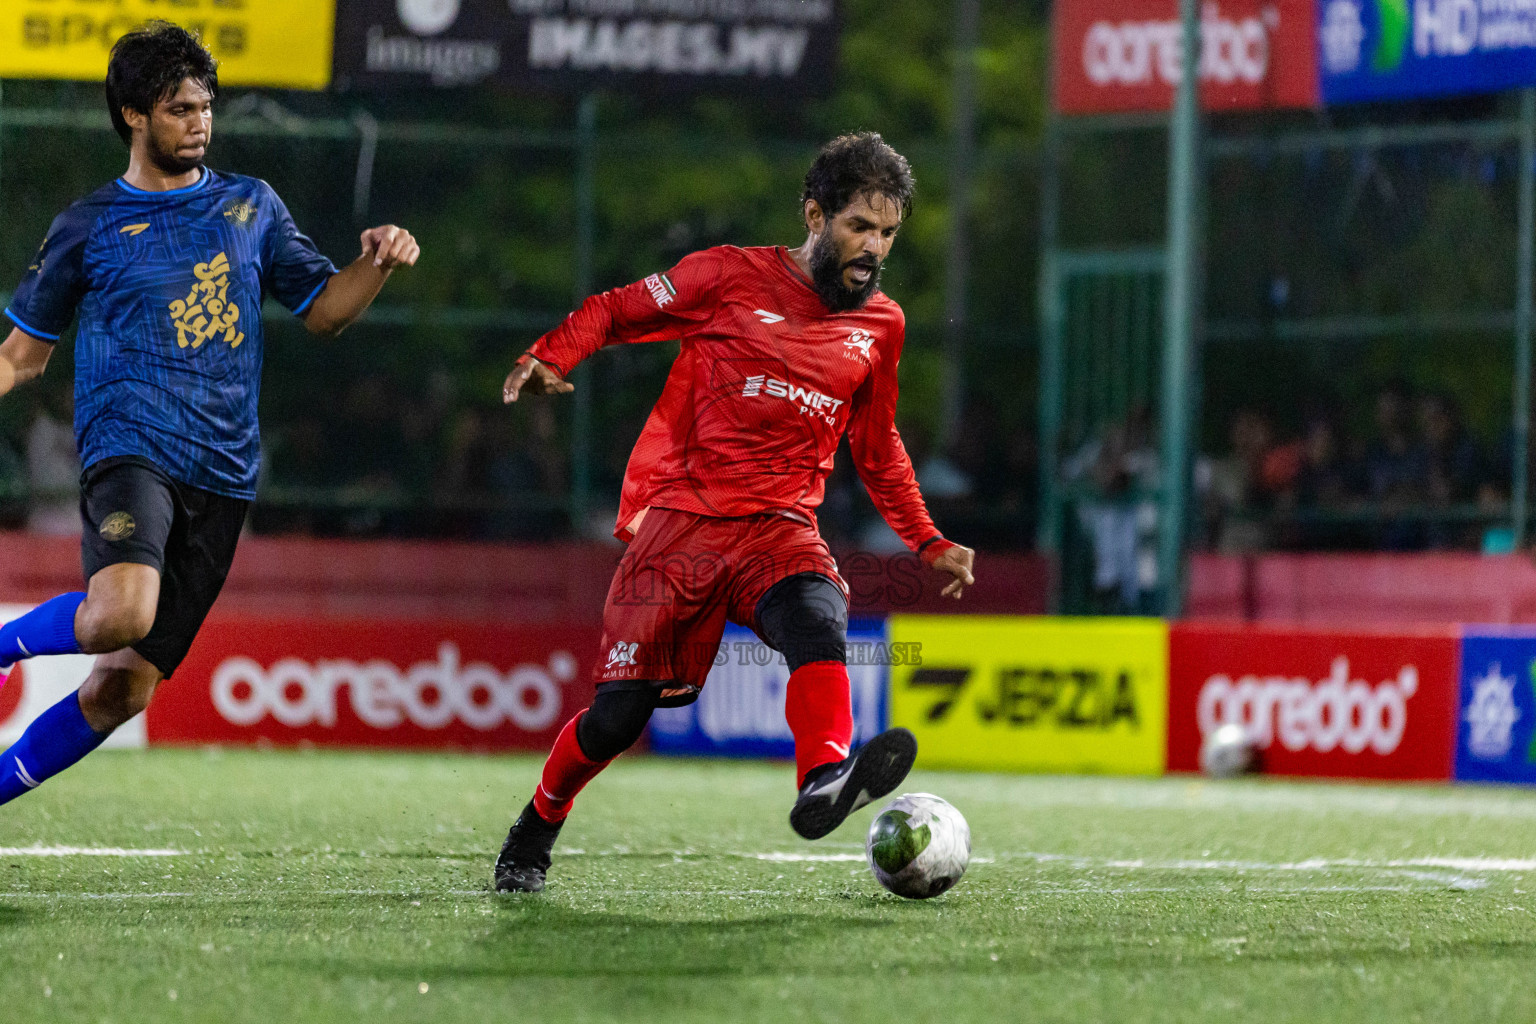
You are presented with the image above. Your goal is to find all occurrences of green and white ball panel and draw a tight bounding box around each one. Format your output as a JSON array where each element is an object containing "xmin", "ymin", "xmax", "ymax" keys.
[{"xmin": 865, "ymin": 793, "xmax": 971, "ymax": 900}]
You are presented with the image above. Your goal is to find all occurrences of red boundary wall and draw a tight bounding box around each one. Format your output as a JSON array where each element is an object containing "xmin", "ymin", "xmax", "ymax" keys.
[
  {"xmin": 1188, "ymin": 552, "xmax": 1536, "ymax": 626},
  {"xmin": 0, "ymin": 532, "xmax": 1048, "ymax": 622}
]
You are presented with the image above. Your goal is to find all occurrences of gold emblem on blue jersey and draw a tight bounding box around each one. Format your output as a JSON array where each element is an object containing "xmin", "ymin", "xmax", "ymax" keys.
[
  {"xmin": 169, "ymin": 252, "xmax": 245, "ymax": 350},
  {"xmin": 119, "ymin": 223, "xmax": 150, "ymax": 237},
  {"xmin": 222, "ymin": 200, "xmax": 256, "ymax": 227}
]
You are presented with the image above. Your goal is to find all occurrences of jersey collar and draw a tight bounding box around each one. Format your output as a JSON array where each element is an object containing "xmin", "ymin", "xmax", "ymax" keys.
[{"xmin": 114, "ymin": 168, "xmax": 211, "ymax": 198}]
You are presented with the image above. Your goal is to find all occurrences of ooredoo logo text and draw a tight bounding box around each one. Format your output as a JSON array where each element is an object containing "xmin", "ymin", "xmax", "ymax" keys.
[
  {"xmin": 211, "ymin": 643, "xmax": 574, "ymax": 732},
  {"xmin": 1082, "ymin": 2, "xmax": 1278, "ymax": 88},
  {"xmin": 1196, "ymin": 656, "xmax": 1418, "ymax": 755}
]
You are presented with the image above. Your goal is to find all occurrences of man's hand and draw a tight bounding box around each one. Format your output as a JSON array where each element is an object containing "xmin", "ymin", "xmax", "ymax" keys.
[
  {"xmin": 503, "ymin": 354, "xmax": 575, "ymax": 403},
  {"xmin": 932, "ymin": 544, "xmax": 977, "ymax": 599},
  {"xmin": 360, "ymin": 225, "xmax": 420, "ymax": 270}
]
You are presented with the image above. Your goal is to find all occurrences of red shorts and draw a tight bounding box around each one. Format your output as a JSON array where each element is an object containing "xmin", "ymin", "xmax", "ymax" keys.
[{"xmin": 592, "ymin": 507, "xmax": 847, "ymax": 698}]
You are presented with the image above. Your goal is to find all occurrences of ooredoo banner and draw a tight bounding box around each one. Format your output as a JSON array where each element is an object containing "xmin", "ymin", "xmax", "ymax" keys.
[
  {"xmin": 146, "ymin": 616, "xmax": 601, "ymax": 751},
  {"xmin": 649, "ymin": 621, "xmax": 889, "ymax": 759},
  {"xmin": 1053, "ymin": 0, "xmax": 1320, "ymax": 114},
  {"xmin": 888, "ymin": 616, "xmax": 1169, "ymax": 775},
  {"xmin": 1168, "ymin": 622, "xmax": 1459, "ymax": 779}
]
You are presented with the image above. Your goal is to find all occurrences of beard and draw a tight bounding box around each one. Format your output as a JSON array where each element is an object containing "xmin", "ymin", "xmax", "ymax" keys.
[
  {"xmin": 808, "ymin": 231, "xmax": 882, "ymax": 313},
  {"xmin": 148, "ymin": 133, "xmax": 205, "ymax": 176}
]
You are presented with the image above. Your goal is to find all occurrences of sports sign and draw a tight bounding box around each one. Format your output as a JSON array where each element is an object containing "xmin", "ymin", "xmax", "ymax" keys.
[
  {"xmin": 1319, "ymin": 0, "xmax": 1536, "ymax": 103},
  {"xmin": 887, "ymin": 616, "xmax": 1169, "ymax": 775},
  {"xmin": 1455, "ymin": 630, "xmax": 1536, "ymax": 784},
  {"xmin": 1168, "ymin": 622, "xmax": 1459, "ymax": 780},
  {"xmin": 648, "ymin": 621, "xmax": 890, "ymax": 759},
  {"xmin": 0, "ymin": 1, "xmax": 336, "ymax": 90},
  {"xmin": 145, "ymin": 616, "xmax": 600, "ymax": 752},
  {"xmin": 1052, "ymin": 0, "xmax": 1320, "ymax": 114},
  {"xmin": 332, "ymin": 0, "xmax": 839, "ymax": 94}
]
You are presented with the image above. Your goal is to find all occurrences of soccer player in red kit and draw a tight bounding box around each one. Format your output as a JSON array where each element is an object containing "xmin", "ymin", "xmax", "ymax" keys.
[{"xmin": 493, "ymin": 133, "xmax": 976, "ymax": 893}]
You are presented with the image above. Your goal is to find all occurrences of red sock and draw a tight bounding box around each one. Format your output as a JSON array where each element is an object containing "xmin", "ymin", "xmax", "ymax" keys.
[
  {"xmin": 532, "ymin": 712, "xmax": 609, "ymax": 823},
  {"xmin": 785, "ymin": 661, "xmax": 854, "ymax": 788}
]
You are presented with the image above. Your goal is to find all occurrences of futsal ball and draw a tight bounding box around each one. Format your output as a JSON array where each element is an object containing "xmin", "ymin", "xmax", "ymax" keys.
[
  {"xmin": 866, "ymin": 793, "xmax": 971, "ymax": 900},
  {"xmin": 1200, "ymin": 723, "xmax": 1257, "ymax": 779}
]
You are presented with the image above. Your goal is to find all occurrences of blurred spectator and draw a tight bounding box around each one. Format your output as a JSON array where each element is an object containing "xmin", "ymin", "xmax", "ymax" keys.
[
  {"xmin": 1363, "ymin": 382, "xmax": 1428, "ymax": 504},
  {"xmin": 1363, "ymin": 382, "xmax": 1430, "ymax": 549},
  {"xmin": 1289, "ymin": 414, "xmax": 1360, "ymax": 511},
  {"xmin": 1418, "ymin": 392, "xmax": 1484, "ymax": 506},
  {"xmin": 1064, "ymin": 406, "xmax": 1159, "ymax": 613},
  {"xmin": 1200, "ymin": 408, "xmax": 1274, "ymax": 552},
  {"xmin": 1278, "ymin": 413, "xmax": 1367, "ymax": 550}
]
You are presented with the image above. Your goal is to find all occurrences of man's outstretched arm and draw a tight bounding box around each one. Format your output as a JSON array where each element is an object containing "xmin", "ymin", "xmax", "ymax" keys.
[
  {"xmin": 301, "ymin": 225, "xmax": 419, "ymax": 338},
  {"xmin": 0, "ymin": 328, "xmax": 54, "ymax": 401},
  {"xmin": 503, "ymin": 249, "xmax": 726, "ymax": 403}
]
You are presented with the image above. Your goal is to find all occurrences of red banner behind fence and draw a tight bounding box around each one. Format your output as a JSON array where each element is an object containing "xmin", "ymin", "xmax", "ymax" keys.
[
  {"xmin": 146, "ymin": 617, "xmax": 602, "ymax": 752},
  {"xmin": 1053, "ymin": 0, "xmax": 1319, "ymax": 114},
  {"xmin": 1168, "ymin": 622, "xmax": 1460, "ymax": 780}
]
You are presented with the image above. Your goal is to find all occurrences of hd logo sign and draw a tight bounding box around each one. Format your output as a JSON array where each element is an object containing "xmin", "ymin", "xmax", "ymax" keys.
[{"xmin": 889, "ymin": 616, "xmax": 1169, "ymax": 775}]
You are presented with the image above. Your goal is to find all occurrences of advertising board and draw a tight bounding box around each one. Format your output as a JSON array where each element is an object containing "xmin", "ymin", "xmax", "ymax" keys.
[
  {"xmin": 1168, "ymin": 622, "xmax": 1460, "ymax": 779},
  {"xmin": 1456, "ymin": 630, "xmax": 1536, "ymax": 784},
  {"xmin": 888, "ymin": 616, "xmax": 1169, "ymax": 775},
  {"xmin": 0, "ymin": 1, "xmax": 335, "ymax": 89},
  {"xmin": 1320, "ymin": 0, "xmax": 1536, "ymax": 103},
  {"xmin": 146, "ymin": 616, "xmax": 600, "ymax": 751},
  {"xmin": 1053, "ymin": 0, "xmax": 1319, "ymax": 114},
  {"xmin": 648, "ymin": 621, "xmax": 889, "ymax": 759},
  {"xmin": 332, "ymin": 0, "xmax": 838, "ymax": 95}
]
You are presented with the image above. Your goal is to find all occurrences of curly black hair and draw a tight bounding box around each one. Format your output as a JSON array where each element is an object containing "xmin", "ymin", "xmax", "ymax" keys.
[
  {"xmin": 105, "ymin": 21, "xmax": 219, "ymax": 147},
  {"xmin": 800, "ymin": 132, "xmax": 915, "ymax": 222}
]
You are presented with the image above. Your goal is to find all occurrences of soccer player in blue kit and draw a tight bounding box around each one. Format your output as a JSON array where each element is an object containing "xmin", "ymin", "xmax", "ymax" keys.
[{"xmin": 0, "ymin": 23, "xmax": 419, "ymax": 805}]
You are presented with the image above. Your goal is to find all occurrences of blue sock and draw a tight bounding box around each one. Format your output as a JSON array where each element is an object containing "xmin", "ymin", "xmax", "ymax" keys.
[
  {"xmin": 0, "ymin": 592, "xmax": 85, "ymax": 668},
  {"xmin": 0, "ymin": 691, "xmax": 108, "ymax": 805}
]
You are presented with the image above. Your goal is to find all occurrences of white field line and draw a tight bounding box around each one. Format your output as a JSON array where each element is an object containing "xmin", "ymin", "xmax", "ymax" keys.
[
  {"xmin": 994, "ymin": 783, "xmax": 1536, "ymax": 821},
  {"xmin": 2, "ymin": 883, "xmax": 1467, "ymax": 901},
  {"xmin": 0, "ymin": 846, "xmax": 186, "ymax": 857},
  {"xmin": 1012, "ymin": 852, "xmax": 1536, "ymax": 874}
]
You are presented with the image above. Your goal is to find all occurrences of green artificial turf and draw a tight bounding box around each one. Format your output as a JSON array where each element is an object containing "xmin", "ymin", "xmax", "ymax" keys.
[{"xmin": 5, "ymin": 748, "xmax": 1536, "ymax": 1022}]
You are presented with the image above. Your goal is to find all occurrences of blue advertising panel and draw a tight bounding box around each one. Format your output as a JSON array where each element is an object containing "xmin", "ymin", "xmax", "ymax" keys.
[
  {"xmin": 1319, "ymin": 0, "xmax": 1536, "ymax": 104},
  {"xmin": 649, "ymin": 619, "xmax": 890, "ymax": 759},
  {"xmin": 1457, "ymin": 630, "xmax": 1536, "ymax": 783}
]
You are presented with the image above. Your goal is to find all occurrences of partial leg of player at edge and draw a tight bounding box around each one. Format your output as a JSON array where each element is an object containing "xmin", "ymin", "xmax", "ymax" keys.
[
  {"xmin": 495, "ymin": 571, "xmax": 918, "ymax": 894},
  {"xmin": 0, "ymin": 21, "xmax": 417, "ymax": 807}
]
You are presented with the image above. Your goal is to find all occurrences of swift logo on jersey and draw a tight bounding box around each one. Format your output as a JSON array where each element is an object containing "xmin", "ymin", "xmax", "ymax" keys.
[
  {"xmin": 742, "ymin": 374, "xmax": 846, "ymax": 421},
  {"xmin": 168, "ymin": 252, "xmax": 245, "ymax": 351},
  {"xmin": 645, "ymin": 273, "xmax": 677, "ymax": 309}
]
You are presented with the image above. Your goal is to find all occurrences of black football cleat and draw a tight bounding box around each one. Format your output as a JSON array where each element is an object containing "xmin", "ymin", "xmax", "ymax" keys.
[
  {"xmin": 789, "ymin": 728, "xmax": 918, "ymax": 841},
  {"xmin": 493, "ymin": 801, "xmax": 564, "ymax": 893}
]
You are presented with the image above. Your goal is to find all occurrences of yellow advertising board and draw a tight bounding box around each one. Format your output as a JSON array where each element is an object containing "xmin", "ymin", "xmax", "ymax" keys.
[
  {"xmin": 888, "ymin": 616, "xmax": 1169, "ymax": 775},
  {"xmin": 2, "ymin": 1, "xmax": 336, "ymax": 91}
]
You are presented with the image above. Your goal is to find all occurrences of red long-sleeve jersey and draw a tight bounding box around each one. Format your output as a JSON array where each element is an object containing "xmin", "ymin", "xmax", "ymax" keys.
[{"xmin": 528, "ymin": 245, "xmax": 952, "ymax": 558}]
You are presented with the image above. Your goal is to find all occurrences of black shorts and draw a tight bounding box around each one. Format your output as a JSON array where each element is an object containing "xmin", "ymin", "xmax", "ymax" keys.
[{"xmin": 80, "ymin": 457, "xmax": 249, "ymax": 678}]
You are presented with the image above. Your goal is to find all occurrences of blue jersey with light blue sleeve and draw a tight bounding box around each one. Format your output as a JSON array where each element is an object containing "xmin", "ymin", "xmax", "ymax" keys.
[{"xmin": 5, "ymin": 169, "xmax": 336, "ymax": 499}]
